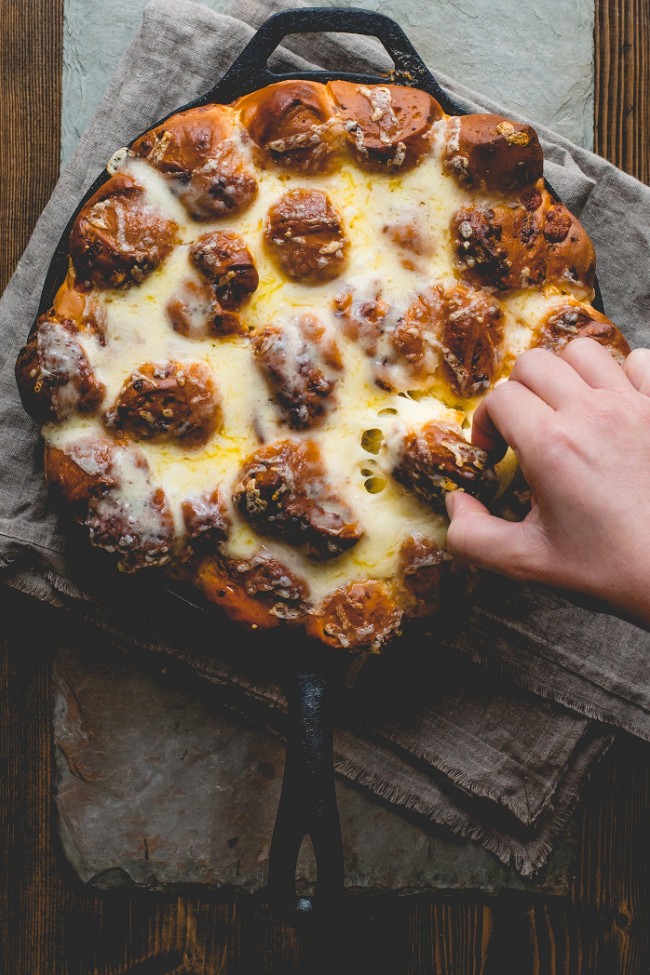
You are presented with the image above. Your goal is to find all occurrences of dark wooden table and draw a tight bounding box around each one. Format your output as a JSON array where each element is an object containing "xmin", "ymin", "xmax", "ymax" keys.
[{"xmin": 1, "ymin": 2, "xmax": 649, "ymax": 971}]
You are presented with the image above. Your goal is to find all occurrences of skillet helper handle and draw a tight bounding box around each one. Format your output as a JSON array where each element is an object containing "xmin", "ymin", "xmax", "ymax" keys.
[
  {"xmin": 212, "ymin": 6, "xmax": 452, "ymax": 108},
  {"xmin": 268, "ymin": 664, "xmax": 344, "ymax": 914}
]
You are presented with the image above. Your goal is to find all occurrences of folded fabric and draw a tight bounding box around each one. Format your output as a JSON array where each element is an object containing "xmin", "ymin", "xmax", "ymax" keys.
[{"xmin": 0, "ymin": 0, "xmax": 647, "ymax": 877}]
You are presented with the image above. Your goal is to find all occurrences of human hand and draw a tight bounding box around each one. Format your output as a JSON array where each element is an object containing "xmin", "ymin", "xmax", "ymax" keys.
[{"xmin": 445, "ymin": 339, "xmax": 650, "ymax": 629}]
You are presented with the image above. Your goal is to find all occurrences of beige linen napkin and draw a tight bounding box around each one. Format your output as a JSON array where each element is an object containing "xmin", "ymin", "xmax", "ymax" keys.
[{"xmin": 0, "ymin": 0, "xmax": 648, "ymax": 876}]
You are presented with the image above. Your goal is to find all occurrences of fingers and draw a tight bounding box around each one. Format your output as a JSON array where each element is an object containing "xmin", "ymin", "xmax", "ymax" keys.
[
  {"xmin": 624, "ymin": 347, "xmax": 650, "ymax": 396},
  {"xmin": 471, "ymin": 379, "xmax": 553, "ymax": 459},
  {"xmin": 509, "ymin": 346, "xmax": 586, "ymax": 408},
  {"xmin": 445, "ymin": 491, "xmax": 542, "ymax": 578},
  {"xmin": 559, "ymin": 337, "xmax": 630, "ymax": 391}
]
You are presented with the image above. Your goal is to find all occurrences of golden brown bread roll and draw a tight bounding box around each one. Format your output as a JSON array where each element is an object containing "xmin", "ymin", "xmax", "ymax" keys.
[
  {"xmin": 237, "ymin": 80, "xmax": 342, "ymax": 173},
  {"xmin": 132, "ymin": 104, "xmax": 258, "ymax": 220},
  {"xmin": 166, "ymin": 231, "xmax": 259, "ymax": 337},
  {"xmin": 305, "ymin": 580, "xmax": 403, "ymax": 650},
  {"xmin": 196, "ymin": 553, "xmax": 308, "ymax": 629},
  {"xmin": 44, "ymin": 439, "xmax": 115, "ymax": 504},
  {"xmin": 190, "ymin": 231, "xmax": 259, "ymax": 306},
  {"xmin": 336, "ymin": 284, "xmax": 504, "ymax": 396},
  {"xmin": 452, "ymin": 183, "xmax": 595, "ymax": 292},
  {"xmin": 182, "ymin": 488, "xmax": 231, "ymax": 549},
  {"xmin": 166, "ymin": 278, "xmax": 238, "ymax": 338},
  {"xmin": 534, "ymin": 301, "xmax": 631, "ymax": 362},
  {"xmin": 265, "ymin": 188, "xmax": 348, "ymax": 282},
  {"xmin": 233, "ymin": 439, "xmax": 363, "ymax": 560},
  {"xmin": 85, "ymin": 482, "xmax": 175, "ymax": 572},
  {"xmin": 440, "ymin": 285, "xmax": 504, "ymax": 397},
  {"xmin": 52, "ymin": 272, "xmax": 107, "ymax": 338},
  {"xmin": 391, "ymin": 421, "xmax": 499, "ymax": 513},
  {"xmin": 398, "ymin": 534, "xmax": 469, "ymax": 617},
  {"xmin": 103, "ymin": 362, "xmax": 220, "ymax": 446},
  {"xmin": 253, "ymin": 313, "xmax": 343, "ymax": 429},
  {"xmin": 444, "ymin": 114, "xmax": 543, "ymax": 191},
  {"xmin": 329, "ymin": 80, "xmax": 442, "ymax": 170},
  {"xmin": 69, "ymin": 174, "xmax": 178, "ymax": 288},
  {"xmin": 16, "ymin": 317, "xmax": 105, "ymax": 422}
]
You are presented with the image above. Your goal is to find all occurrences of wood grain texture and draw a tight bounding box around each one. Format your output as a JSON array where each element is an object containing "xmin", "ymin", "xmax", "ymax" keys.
[
  {"xmin": 0, "ymin": 0, "xmax": 62, "ymax": 293},
  {"xmin": 595, "ymin": 0, "xmax": 650, "ymax": 184},
  {"xmin": 1, "ymin": 0, "xmax": 649, "ymax": 972}
]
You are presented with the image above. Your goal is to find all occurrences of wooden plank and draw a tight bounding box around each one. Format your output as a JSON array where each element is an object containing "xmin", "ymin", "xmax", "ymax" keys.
[
  {"xmin": 595, "ymin": 0, "xmax": 650, "ymax": 184},
  {"xmin": 0, "ymin": 0, "xmax": 62, "ymax": 292}
]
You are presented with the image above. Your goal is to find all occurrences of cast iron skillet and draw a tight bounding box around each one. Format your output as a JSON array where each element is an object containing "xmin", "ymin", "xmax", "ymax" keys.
[{"xmin": 36, "ymin": 6, "xmax": 605, "ymax": 918}]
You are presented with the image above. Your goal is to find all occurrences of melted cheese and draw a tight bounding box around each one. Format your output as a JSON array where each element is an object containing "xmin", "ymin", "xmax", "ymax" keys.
[{"xmin": 44, "ymin": 100, "xmax": 594, "ymax": 612}]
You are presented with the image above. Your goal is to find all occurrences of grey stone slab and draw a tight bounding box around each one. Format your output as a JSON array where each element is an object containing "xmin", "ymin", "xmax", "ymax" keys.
[
  {"xmin": 62, "ymin": 0, "xmax": 594, "ymax": 165},
  {"xmin": 53, "ymin": 644, "xmax": 575, "ymax": 895}
]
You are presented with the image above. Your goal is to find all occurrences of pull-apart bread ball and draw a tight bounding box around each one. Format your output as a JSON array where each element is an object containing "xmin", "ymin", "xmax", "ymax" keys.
[
  {"xmin": 265, "ymin": 188, "xmax": 348, "ymax": 282},
  {"xmin": 44, "ymin": 437, "xmax": 175, "ymax": 572},
  {"xmin": 16, "ymin": 317, "xmax": 105, "ymax": 422},
  {"xmin": 253, "ymin": 313, "xmax": 343, "ymax": 430},
  {"xmin": 70, "ymin": 174, "xmax": 178, "ymax": 288},
  {"xmin": 335, "ymin": 284, "xmax": 504, "ymax": 397},
  {"xmin": 390, "ymin": 421, "xmax": 499, "ymax": 514},
  {"xmin": 444, "ymin": 114, "xmax": 543, "ymax": 191},
  {"xmin": 237, "ymin": 81, "xmax": 343, "ymax": 173},
  {"xmin": 132, "ymin": 104, "xmax": 258, "ymax": 220},
  {"xmin": 182, "ymin": 488, "xmax": 231, "ymax": 550},
  {"xmin": 16, "ymin": 80, "xmax": 629, "ymax": 650},
  {"xmin": 104, "ymin": 362, "xmax": 220, "ymax": 447},
  {"xmin": 196, "ymin": 552, "xmax": 309, "ymax": 629},
  {"xmin": 329, "ymin": 80, "xmax": 442, "ymax": 170},
  {"xmin": 532, "ymin": 299, "xmax": 630, "ymax": 362},
  {"xmin": 305, "ymin": 580, "xmax": 404, "ymax": 651},
  {"xmin": 167, "ymin": 231, "xmax": 259, "ymax": 337},
  {"xmin": 44, "ymin": 437, "xmax": 116, "ymax": 504},
  {"xmin": 451, "ymin": 186, "xmax": 595, "ymax": 293},
  {"xmin": 233, "ymin": 439, "xmax": 363, "ymax": 560}
]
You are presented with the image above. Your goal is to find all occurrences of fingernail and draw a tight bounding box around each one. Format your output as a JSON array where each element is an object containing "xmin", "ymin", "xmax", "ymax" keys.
[{"xmin": 445, "ymin": 491, "xmax": 457, "ymax": 517}]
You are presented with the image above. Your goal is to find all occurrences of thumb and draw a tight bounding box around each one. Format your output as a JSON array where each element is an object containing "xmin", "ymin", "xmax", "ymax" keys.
[{"xmin": 445, "ymin": 491, "xmax": 540, "ymax": 580}]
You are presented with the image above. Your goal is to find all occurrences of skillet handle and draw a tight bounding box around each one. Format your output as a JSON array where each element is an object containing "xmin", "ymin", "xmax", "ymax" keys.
[
  {"xmin": 207, "ymin": 6, "xmax": 453, "ymax": 109},
  {"xmin": 268, "ymin": 662, "xmax": 344, "ymax": 915}
]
